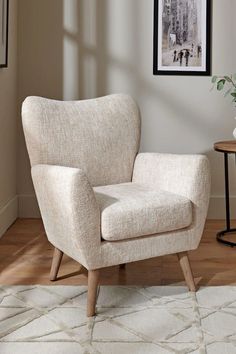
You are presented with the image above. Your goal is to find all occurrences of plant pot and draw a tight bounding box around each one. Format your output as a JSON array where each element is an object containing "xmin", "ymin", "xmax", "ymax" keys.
[{"xmin": 233, "ymin": 127, "xmax": 236, "ymax": 139}]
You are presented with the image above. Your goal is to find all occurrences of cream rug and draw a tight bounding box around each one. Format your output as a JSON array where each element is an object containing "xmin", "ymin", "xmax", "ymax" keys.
[{"xmin": 0, "ymin": 285, "xmax": 236, "ymax": 354}]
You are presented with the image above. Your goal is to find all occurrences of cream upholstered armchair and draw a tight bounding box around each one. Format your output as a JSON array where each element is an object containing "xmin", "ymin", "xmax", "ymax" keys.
[{"xmin": 22, "ymin": 94, "xmax": 211, "ymax": 317}]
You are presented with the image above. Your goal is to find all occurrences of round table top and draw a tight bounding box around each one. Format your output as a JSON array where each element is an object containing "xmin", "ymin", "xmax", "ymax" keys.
[{"xmin": 214, "ymin": 140, "xmax": 236, "ymax": 153}]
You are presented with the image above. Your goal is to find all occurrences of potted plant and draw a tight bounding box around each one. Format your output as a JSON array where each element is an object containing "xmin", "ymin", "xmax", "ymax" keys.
[{"xmin": 212, "ymin": 74, "xmax": 236, "ymax": 137}]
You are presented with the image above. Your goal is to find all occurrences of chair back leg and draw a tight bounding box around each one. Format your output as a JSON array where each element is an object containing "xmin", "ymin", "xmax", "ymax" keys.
[
  {"xmin": 177, "ymin": 252, "xmax": 196, "ymax": 292},
  {"xmin": 87, "ymin": 270, "xmax": 100, "ymax": 317},
  {"xmin": 50, "ymin": 248, "xmax": 63, "ymax": 281},
  {"xmin": 119, "ymin": 264, "xmax": 126, "ymax": 269}
]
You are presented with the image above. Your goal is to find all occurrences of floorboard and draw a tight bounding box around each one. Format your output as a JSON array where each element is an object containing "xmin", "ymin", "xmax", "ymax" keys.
[{"xmin": 0, "ymin": 219, "xmax": 236, "ymax": 286}]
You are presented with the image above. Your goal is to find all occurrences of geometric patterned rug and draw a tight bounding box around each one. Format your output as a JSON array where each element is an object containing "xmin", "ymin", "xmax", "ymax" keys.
[{"xmin": 1, "ymin": 286, "xmax": 236, "ymax": 354}]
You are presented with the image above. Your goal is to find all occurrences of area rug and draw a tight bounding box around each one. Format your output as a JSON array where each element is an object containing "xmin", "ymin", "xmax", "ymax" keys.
[{"xmin": 1, "ymin": 285, "xmax": 236, "ymax": 354}]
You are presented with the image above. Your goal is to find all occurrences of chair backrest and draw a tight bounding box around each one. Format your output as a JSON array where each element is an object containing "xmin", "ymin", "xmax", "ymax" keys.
[{"xmin": 22, "ymin": 94, "xmax": 141, "ymax": 186}]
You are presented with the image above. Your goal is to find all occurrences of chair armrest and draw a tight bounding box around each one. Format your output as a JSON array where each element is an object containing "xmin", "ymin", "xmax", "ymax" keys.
[
  {"xmin": 31, "ymin": 164, "xmax": 101, "ymax": 268},
  {"xmin": 133, "ymin": 153, "xmax": 211, "ymax": 236}
]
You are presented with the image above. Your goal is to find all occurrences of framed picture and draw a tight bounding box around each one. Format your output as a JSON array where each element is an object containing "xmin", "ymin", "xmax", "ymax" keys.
[
  {"xmin": 153, "ymin": 0, "xmax": 211, "ymax": 76},
  {"xmin": 0, "ymin": 0, "xmax": 9, "ymax": 68}
]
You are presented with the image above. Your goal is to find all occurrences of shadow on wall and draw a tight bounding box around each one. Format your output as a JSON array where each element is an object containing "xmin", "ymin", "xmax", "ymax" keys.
[
  {"xmin": 18, "ymin": 0, "xmax": 235, "ymax": 139},
  {"xmin": 62, "ymin": 0, "xmax": 108, "ymax": 100},
  {"xmin": 66, "ymin": 0, "xmax": 144, "ymax": 100},
  {"xmin": 18, "ymin": 0, "xmax": 64, "ymax": 100},
  {"xmin": 64, "ymin": 0, "xmax": 213, "ymax": 137},
  {"xmin": 18, "ymin": 0, "xmax": 236, "ymax": 216}
]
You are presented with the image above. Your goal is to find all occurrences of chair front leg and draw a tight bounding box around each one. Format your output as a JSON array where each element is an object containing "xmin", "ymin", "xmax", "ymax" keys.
[
  {"xmin": 50, "ymin": 248, "xmax": 63, "ymax": 281},
  {"xmin": 177, "ymin": 252, "xmax": 196, "ymax": 292},
  {"xmin": 87, "ymin": 269, "xmax": 100, "ymax": 317}
]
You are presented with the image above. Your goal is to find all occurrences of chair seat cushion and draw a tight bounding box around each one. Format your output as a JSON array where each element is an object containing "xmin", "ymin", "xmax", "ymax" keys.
[{"xmin": 94, "ymin": 183, "xmax": 192, "ymax": 242}]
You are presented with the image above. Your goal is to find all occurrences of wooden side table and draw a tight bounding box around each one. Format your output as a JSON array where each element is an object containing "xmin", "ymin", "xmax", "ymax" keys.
[{"xmin": 214, "ymin": 141, "xmax": 236, "ymax": 247}]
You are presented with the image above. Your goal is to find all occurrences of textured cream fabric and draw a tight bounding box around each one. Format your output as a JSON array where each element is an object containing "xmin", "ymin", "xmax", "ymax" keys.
[
  {"xmin": 22, "ymin": 94, "xmax": 141, "ymax": 187},
  {"xmin": 94, "ymin": 183, "xmax": 192, "ymax": 241},
  {"xmin": 31, "ymin": 164, "xmax": 101, "ymax": 267},
  {"xmin": 133, "ymin": 153, "xmax": 211, "ymax": 249},
  {"xmin": 22, "ymin": 95, "xmax": 211, "ymax": 270},
  {"xmin": 29, "ymin": 154, "xmax": 210, "ymax": 270}
]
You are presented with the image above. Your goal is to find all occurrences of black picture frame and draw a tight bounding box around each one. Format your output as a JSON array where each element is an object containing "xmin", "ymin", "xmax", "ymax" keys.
[
  {"xmin": 0, "ymin": 0, "xmax": 9, "ymax": 68},
  {"xmin": 153, "ymin": 0, "xmax": 211, "ymax": 76}
]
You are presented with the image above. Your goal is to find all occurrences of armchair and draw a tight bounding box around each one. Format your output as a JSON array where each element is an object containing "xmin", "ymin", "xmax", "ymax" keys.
[{"xmin": 22, "ymin": 94, "xmax": 210, "ymax": 317}]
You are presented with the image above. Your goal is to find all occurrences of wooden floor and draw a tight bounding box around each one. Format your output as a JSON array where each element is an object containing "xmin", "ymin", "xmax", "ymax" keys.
[{"xmin": 1, "ymin": 219, "xmax": 236, "ymax": 286}]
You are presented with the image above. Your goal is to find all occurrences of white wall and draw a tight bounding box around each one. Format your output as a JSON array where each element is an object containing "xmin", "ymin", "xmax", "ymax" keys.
[
  {"xmin": 17, "ymin": 0, "xmax": 236, "ymax": 218},
  {"xmin": 0, "ymin": 0, "xmax": 18, "ymax": 235},
  {"xmin": 17, "ymin": 0, "xmax": 63, "ymax": 217}
]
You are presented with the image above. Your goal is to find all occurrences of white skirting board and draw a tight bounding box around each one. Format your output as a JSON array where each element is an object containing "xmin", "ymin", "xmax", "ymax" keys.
[
  {"xmin": 0, "ymin": 196, "xmax": 18, "ymax": 238},
  {"xmin": 17, "ymin": 194, "xmax": 234, "ymax": 220}
]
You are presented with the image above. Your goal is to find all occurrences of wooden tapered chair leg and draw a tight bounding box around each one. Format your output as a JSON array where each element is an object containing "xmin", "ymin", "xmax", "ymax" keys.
[
  {"xmin": 87, "ymin": 270, "xmax": 100, "ymax": 317},
  {"xmin": 50, "ymin": 248, "xmax": 63, "ymax": 281},
  {"xmin": 177, "ymin": 252, "xmax": 196, "ymax": 292}
]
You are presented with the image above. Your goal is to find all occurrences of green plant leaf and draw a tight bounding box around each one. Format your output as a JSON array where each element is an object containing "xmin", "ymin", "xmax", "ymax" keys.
[
  {"xmin": 212, "ymin": 76, "xmax": 218, "ymax": 83},
  {"xmin": 224, "ymin": 76, "xmax": 232, "ymax": 83},
  {"xmin": 231, "ymin": 92, "xmax": 236, "ymax": 98},
  {"xmin": 217, "ymin": 79, "xmax": 226, "ymax": 91}
]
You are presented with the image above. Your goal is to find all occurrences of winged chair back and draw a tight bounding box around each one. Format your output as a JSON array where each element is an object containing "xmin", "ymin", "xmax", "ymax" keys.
[
  {"xmin": 21, "ymin": 93, "xmax": 211, "ymax": 318},
  {"xmin": 22, "ymin": 94, "xmax": 141, "ymax": 186}
]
